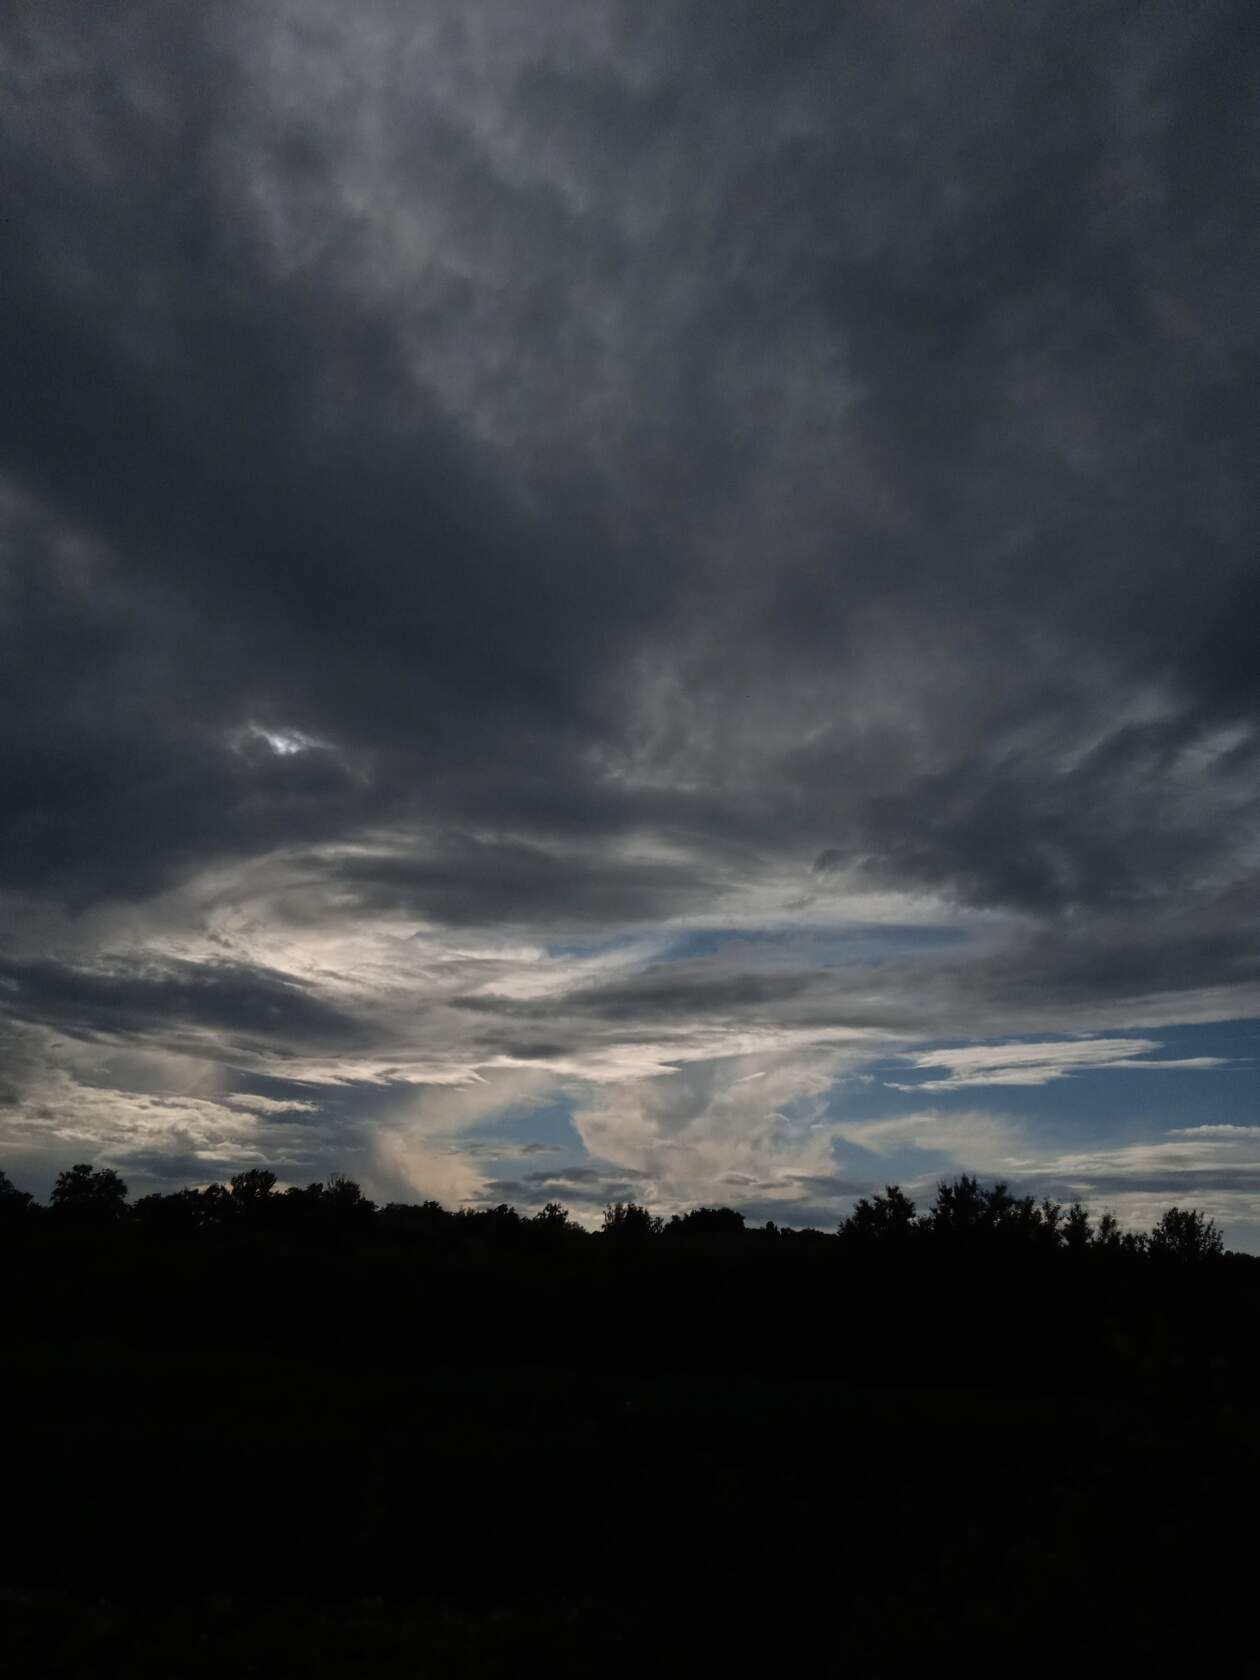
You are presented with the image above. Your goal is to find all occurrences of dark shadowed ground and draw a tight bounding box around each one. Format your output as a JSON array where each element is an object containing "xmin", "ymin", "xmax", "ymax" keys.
[{"xmin": 2, "ymin": 1181, "xmax": 1257, "ymax": 1672}]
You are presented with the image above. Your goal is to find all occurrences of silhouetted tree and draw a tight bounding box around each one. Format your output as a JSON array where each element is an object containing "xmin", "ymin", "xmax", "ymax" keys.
[
  {"xmin": 380, "ymin": 1198, "xmax": 453, "ymax": 1239},
  {"xmin": 284, "ymin": 1181, "xmax": 328, "ymax": 1209},
  {"xmin": 840, "ymin": 1185, "xmax": 917, "ymax": 1244},
  {"xmin": 666, "ymin": 1206, "xmax": 746, "ymax": 1242},
  {"xmin": 1095, "ymin": 1209, "xmax": 1122, "ymax": 1248},
  {"xmin": 199, "ymin": 1181, "xmax": 235, "ymax": 1225},
  {"xmin": 982, "ymin": 1181, "xmax": 1016, "ymax": 1225},
  {"xmin": 926, "ymin": 1174, "xmax": 988, "ymax": 1241},
  {"xmin": 1037, "ymin": 1197, "xmax": 1064, "ymax": 1246},
  {"xmin": 1093, "ymin": 1209, "xmax": 1147, "ymax": 1254},
  {"xmin": 130, "ymin": 1187, "xmax": 207, "ymax": 1232},
  {"xmin": 1148, "ymin": 1206, "xmax": 1224, "ymax": 1261},
  {"xmin": 528, "ymin": 1201, "xmax": 583, "ymax": 1252},
  {"xmin": 49, "ymin": 1163, "xmax": 128, "ymax": 1222},
  {"xmin": 602, "ymin": 1201, "xmax": 663, "ymax": 1242},
  {"xmin": 0, "ymin": 1168, "xmax": 34, "ymax": 1222},
  {"xmin": 1063, "ymin": 1200, "xmax": 1092, "ymax": 1252},
  {"xmin": 479, "ymin": 1202, "xmax": 523, "ymax": 1236},
  {"xmin": 323, "ymin": 1173, "xmax": 375, "ymax": 1218},
  {"xmin": 230, "ymin": 1168, "xmax": 277, "ymax": 1207}
]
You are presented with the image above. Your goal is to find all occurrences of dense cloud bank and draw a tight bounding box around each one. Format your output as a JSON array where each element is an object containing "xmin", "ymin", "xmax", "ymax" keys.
[{"xmin": 2, "ymin": 4, "xmax": 1258, "ymax": 1229}]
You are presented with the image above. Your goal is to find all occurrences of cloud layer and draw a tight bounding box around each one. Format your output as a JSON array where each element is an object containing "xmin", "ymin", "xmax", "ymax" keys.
[{"xmin": 2, "ymin": 2, "xmax": 1258, "ymax": 1233}]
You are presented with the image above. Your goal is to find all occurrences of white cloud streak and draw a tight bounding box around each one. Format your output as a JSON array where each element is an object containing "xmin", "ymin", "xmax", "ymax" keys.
[{"xmin": 889, "ymin": 1038, "xmax": 1232, "ymax": 1091}]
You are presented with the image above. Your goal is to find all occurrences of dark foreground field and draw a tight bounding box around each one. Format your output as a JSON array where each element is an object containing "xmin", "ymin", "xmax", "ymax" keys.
[{"xmin": 3, "ymin": 1184, "xmax": 1257, "ymax": 1673}]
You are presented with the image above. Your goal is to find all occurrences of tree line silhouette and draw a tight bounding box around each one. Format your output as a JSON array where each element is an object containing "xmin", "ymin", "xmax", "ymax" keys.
[
  {"xmin": 2, "ymin": 1159, "xmax": 1255, "ymax": 1670},
  {"xmin": 2, "ymin": 1160, "xmax": 1243, "ymax": 1404},
  {"xmin": 0, "ymin": 1160, "xmax": 1229, "ymax": 1262}
]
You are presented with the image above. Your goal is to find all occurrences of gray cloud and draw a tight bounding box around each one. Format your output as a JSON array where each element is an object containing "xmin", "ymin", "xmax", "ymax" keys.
[
  {"xmin": 453, "ymin": 963, "xmax": 820, "ymax": 1023},
  {"xmin": 482, "ymin": 1164, "xmax": 655, "ymax": 1210},
  {"xmin": 323, "ymin": 836, "xmax": 720, "ymax": 928},
  {"xmin": 0, "ymin": 954, "xmax": 369, "ymax": 1053},
  {"xmin": 2, "ymin": 0, "xmax": 1258, "ymax": 1224}
]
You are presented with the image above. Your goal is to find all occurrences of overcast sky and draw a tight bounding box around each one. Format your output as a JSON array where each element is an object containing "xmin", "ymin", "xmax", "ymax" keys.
[{"xmin": 3, "ymin": 1, "xmax": 1258, "ymax": 1240}]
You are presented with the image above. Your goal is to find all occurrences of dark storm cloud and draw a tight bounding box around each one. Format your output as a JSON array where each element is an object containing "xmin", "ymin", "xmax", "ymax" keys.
[
  {"xmin": 2, "ymin": 0, "xmax": 1259, "ymax": 1206},
  {"xmin": 323, "ymin": 836, "xmax": 719, "ymax": 927},
  {"xmin": 492, "ymin": 1042, "xmax": 576, "ymax": 1063},
  {"xmin": 0, "ymin": 954, "xmax": 366, "ymax": 1050},
  {"xmin": 814, "ymin": 715, "xmax": 1260, "ymax": 915},
  {"xmin": 2, "ymin": 0, "xmax": 1257, "ymax": 925},
  {"xmin": 0, "ymin": 4, "xmax": 671, "ymax": 907},
  {"xmin": 454, "ymin": 964, "xmax": 819, "ymax": 1022}
]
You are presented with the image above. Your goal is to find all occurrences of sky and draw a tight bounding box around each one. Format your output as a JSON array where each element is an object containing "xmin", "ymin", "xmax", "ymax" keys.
[{"xmin": 3, "ymin": 1, "xmax": 1259, "ymax": 1241}]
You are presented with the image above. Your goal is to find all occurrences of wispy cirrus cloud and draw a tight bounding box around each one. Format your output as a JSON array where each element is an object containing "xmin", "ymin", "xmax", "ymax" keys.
[{"xmin": 887, "ymin": 1038, "xmax": 1234, "ymax": 1091}]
